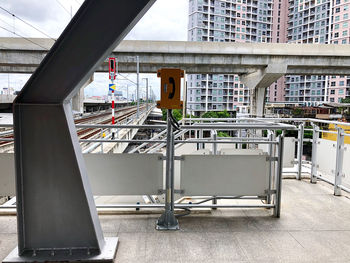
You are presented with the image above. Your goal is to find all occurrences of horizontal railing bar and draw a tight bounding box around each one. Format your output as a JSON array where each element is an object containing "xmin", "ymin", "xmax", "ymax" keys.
[
  {"xmin": 183, "ymin": 117, "xmax": 309, "ymax": 122},
  {"xmin": 0, "ymin": 203, "xmax": 274, "ymax": 210},
  {"xmin": 97, "ymin": 204, "xmax": 275, "ymax": 209},
  {"xmin": 75, "ymin": 124, "xmax": 295, "ymax": 130},
  {"xmin": 314, "ymin": 174, "xmax": 334, "ymax": 185},
  {"xmin": 339, "ymin": 185, "xmax": 350, "ymax": 193},
  {"xmin": 78, "ymin": 139, "xmax": 279, "ymax": 144}
]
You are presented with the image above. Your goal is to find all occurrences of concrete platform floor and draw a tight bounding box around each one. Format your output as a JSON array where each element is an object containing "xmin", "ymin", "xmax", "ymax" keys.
[{"xmin": 1, "ymin": 179, "xmax": 350, "ymax": 262}]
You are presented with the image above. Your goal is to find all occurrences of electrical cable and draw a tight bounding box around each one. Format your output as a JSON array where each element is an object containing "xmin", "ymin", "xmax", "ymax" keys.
[
  {"xmin": 73, "ymin": 0, "xmax": 82, "ymax": 5},
  {"xmin": 0, "ymin": 25, "xmax": 49, "ymax": 50},
  {"xmin": 0, "ymin": 17, "xmax": 13, "ymax": 30},
  {"xmin": 169, "ymin": 110, "xmax": 181, "ymax": 131},
  {"xmin": 0, "ymin": 6, "xmax": 56, "ymax": 41},
  {"xmin": 175, "ymin": 208, "xmax": 191, "ymax": 218},
  {"xmin": 54, "ymin": 0, "xmax": 72, "ymax": 16}
]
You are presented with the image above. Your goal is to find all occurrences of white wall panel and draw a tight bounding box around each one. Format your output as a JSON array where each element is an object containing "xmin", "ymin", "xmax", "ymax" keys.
[
  {"xmin": 259, "ymin": 137, "xmax": 295, "ymax": 168},
  {"xmin": 316, "ymin": 139, "xmax": 336, "ymax": 183},
  {"xmin": 180, "ymin": 154, "xmax": 269, "ymax": 196},
  {"xmin": 0, "ymin": 153, "xmax": 163, "ymax": 196},
  {"xmin": 0, "ymin": 153, "xmax": 15, "ymax": 196},
  {"xmin": 340, "ymin": 142, "xmax": 350, "ymax": 188}
]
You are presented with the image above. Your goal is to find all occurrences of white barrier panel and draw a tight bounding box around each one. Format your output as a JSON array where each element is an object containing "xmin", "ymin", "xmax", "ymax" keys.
[
  {"xmin": 283, "ymin": 137, "xmax": 295, "ymax": 168},
  {"xmin": 0, "ymin": 154, "xmax": 15, "ymax": 196},
  {"xmin": 343, "ymin": 145, "xmax": 350, "ymax": 188},
  {"xmin": 180, "ymin": 154, "xmax": 269, "ymax": 196},
  {"xmin": 0, "ymin": 153, "xmax": 163, "ymax": 196},
  {"xmin": 259, "ymin": 137, "xmax": 295, "ymax": 168},
  {"xmin": 317, "ymin": 139, "xmax": 336, "ymax": 183}
]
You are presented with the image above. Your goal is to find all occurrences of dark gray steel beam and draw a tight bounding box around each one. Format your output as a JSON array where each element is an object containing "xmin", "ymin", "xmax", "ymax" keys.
[{"xmin": 5, "ymin": 0, "xmax": 156, "ymax": 262}]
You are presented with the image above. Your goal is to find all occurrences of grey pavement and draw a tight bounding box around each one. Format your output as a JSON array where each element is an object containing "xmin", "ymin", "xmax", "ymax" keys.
[{"xmin": 1, "ymin": 179, "xmax": 350, "ymax": 262}]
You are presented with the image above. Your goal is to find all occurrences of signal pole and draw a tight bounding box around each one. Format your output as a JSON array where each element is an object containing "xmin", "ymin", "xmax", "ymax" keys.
[
  {"xmin": 109, "ymin": 57, "xmax": 117, "ymax": 139},
  {"xmin": 136, "ymin": 56, "xmax": 140, "ymax": 118}
]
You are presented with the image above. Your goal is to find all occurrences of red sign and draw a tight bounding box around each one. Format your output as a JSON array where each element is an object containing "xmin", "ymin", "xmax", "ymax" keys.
[{"xmin": 109, "ymin": 57, "xmax": 117, "ymax": 80}]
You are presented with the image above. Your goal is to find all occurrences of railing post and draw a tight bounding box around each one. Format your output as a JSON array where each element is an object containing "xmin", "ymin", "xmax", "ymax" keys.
[
  {"xmin": 100, "ymin": 128, "xmax": 103, "ymax": 153},
  {"xmin": 211, "ymin": 130, "xmax": 218, "ymax": 155},
  {"xmin": 310, "ymin": 124, "xmax": 319, "ymax": 184},
  {"xmin": 297, "ymin": 123, "xmax": 304, "ymax": 180},
  {"xmin": 274, "ymin": 132, "xmax": 284, "ymax": 218},
  {"xmin": 237, "ymin": 128, "xmax": 242, "ymax": 149},
  {"xmin": 267, "ymin": 130, "xmax": 275, "ymax": 204},
  {"xmin": 198, "ymin": 129, "xmax": 204, "ymax": 150},
  {"xmin": 334, "ymin": 127, "xmax": 345, "ymax": 196}
]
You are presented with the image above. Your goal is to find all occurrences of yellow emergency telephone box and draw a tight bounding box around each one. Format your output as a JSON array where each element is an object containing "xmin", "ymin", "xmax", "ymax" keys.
[{"xmin": 156, "ymin": 68, "xmax": 184, "ymax": 110}]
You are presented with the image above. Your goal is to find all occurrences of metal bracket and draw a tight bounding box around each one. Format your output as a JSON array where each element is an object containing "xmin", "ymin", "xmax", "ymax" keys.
[
  {"xmin": 158, "ymin": 189, "xmax": 184, "ymax": 195},
  {"xmin": 265, "ymin": 189, "xmax": 277, "ymax": 194},
  {"xmin": 266, "ymin": 157, "xmax": 278, "ymax": 162},
  {"xmin": 158, "ymin": 156, "xmax": 184, "ymax": 161}
]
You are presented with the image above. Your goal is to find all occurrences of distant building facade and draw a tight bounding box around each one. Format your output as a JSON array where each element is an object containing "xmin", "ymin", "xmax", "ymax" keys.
[
  {"xmin": 286, "ymin": 0, "xmax": 350, "ymax": 105},
  {"xmin": 187, "ymin": 0, "xmax": 287, "ymax": 115},
  {"xmin": 187, "ymin": 0, "xmax": 350, "ymax": 115}
]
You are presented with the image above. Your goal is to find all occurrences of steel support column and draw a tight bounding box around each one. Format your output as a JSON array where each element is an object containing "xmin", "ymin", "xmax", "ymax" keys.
[{"xmin": 4, "ymin": 1, "xmax": 156, "ymax": 262}]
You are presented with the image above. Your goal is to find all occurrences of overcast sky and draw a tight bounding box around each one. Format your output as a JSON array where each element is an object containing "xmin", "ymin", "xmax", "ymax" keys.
[{"xmin": 0, "ymin": 0, "xmax": 189, "ymax": 98}]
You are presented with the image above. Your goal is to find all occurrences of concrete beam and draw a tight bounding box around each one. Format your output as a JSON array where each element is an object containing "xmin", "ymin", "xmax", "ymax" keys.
[
  {"xmin": 2, "ymin": 38, "xmax": 350, "ymax": 75},
  {"xmin": 240, "ymin": 64, "xmax": 287, "ymax": 117}
]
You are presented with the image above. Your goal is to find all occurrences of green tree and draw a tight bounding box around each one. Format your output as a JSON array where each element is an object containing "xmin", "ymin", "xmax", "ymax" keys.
[
  {"xmin": 341, "ymin": 98, "xmax": 350, "ymax": 103},
  {"xmin": 161, "ymin": 109, "xmax": 185, "ymax": 121}
]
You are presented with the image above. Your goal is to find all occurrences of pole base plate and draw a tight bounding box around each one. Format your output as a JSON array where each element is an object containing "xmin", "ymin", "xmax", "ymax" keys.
[
  {"xmin": 2, "ymin": 237, "xmax": 118, "ymax": 263},
  {"xmin": 156, "ymin": 210, "xmax": 179, "ymax": 231}
]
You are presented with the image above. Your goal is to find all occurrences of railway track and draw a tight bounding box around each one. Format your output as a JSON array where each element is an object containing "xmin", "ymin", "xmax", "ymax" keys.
[
  {"xmin": 0, "ymin": 105, "xmax": 146, "ymax": 151},
  {"xmin": 78, "ymin": 105, "xmax": 146, "ymax": 140}
]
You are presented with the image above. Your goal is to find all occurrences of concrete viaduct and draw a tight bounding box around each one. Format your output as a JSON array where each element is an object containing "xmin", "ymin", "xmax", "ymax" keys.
[{"xmin": 1, "ymin": 37, "xmax": 350, "ymax": 116}]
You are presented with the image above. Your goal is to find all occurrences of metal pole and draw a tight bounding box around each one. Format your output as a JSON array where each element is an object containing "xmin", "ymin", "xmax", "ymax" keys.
[
  {"xmin": 274, "ymin": 133, "xmax": 284, "ymax": 218},
  {"xmin": 156, "ymin": 110, "xmax": 179, "ymax": 230},
  {"xmin": 100, "ymin": 128, "xmax": 103, "ymax": 153},
  {"xmin": 212, "ymin": 130, "xmax": 218, "ymax": 155},
  {"xmin": 297, "ymin": 123, "xmax": 304, "ymax": 180},
  {"xmin": 145, "ymin": 78, "xmax": 148, "ymax": 111},
  {"xmin": 310, "ymin": 124, "xmax": 319, "ymax": 184},
  {"xmin": 136, "ymin": 56, "xmax": 140, "ymax": 118},
  {"xmin": 267, "ymin": 130, "xmax": 275, "ymax": 204},
  {"xmin": 126, "ymin": 85, "xmax": 129, "ymax": 103},
  {"xmin": 334, "ymin": 127, "xmax": 345, "ymax": 196},
  {"xmin": 199, "ymin": 129, "xmax": 204, "ymax": 150},
  {"xmin": 111, "ymin": 82, "xmax": 115, "ymax": 139}
]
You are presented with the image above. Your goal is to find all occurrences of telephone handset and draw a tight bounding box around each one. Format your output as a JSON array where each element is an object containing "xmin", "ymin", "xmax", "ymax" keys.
[{"xmin": 168, "ymin": 77, "xmax": 175, "ymax": 99}]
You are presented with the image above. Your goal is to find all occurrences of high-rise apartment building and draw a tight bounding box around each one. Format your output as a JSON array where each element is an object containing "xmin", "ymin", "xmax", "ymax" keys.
[
  {"xmin": 286, "ymin": 0, "xmax": 350, "ymax": 104},
  {"xmin": 187, "ymin": 0, "xmax": 287, "ymax": 115},
  {"xmin": 187, "ymin": 0, "xmax": 350, "ymax": 116}
]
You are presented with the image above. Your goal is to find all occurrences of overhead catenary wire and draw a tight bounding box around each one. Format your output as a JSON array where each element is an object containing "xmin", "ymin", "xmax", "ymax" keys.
[
  {"xmin": 73, "ymin": 0, "xmax": 82, "ymax": 6},
  {"xmin": 54, "ymin": 0, "xmax": 72, "ymax": 17},
  {"xmin": 0, "ymin": 25, "xmax": 49, "ymax": 50},
  {"xmin": 0, "ymin": 6, "xmax": 56, "ymax": 41}
]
